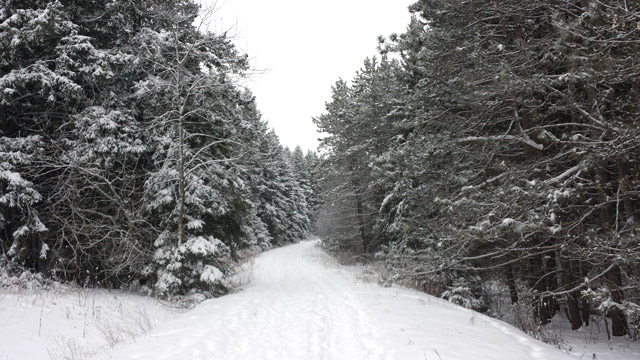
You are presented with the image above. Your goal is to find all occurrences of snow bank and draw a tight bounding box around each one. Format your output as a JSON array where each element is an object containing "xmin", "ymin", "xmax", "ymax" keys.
[{"xmin": 0, "ymin": 285, "xmax": 182, "ymax": 360}]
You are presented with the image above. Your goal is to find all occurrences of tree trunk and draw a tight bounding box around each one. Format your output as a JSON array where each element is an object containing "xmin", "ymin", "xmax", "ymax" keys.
[
  {"xmin": 561, "ymin": 257, "xmax": 584, "ymax": 330},
  {"xmin": 529, "ymin": 256, "xmax": 552, "ymax": 325},
  {"xmin": 177, "ymin": 113, "xmax": 185, "ymax": 246},
  {"xmin": 505, "ymin": 263, "xmax": 519, "ymax": 304},
  {"xmin": 544, "ymin": 252, "xmax": 560, "ymax": 316},
  {"xmin": 353, "ymin": 179, "xmax": 367, "ymax": 253},
  {"xmin": 609, "ymin": 265, "xmax": 629, "ymax": 337},
  {"xmin": 567, "ymin": 289, "xmax": 583, "ymax": 330},
  {"xmin": 581, "ymin": 295, "xmax": 590, "ymax": 327},
  {"xmin": 175, "ymin": 28, "xmax": 187, "ymax": 247},
  {"xmin": 577, "ymin": 260, "xmax": 591, "ymax": 326},
  {"xmin": 594, "ymin": 164, "xmax": 611, "ymax": 230},
  {"xmin": 617, "ymin": 160, "xmax": 634, "ymax": 225}
]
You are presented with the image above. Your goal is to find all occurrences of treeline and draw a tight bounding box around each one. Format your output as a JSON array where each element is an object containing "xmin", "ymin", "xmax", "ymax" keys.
[
  {"xmin": 0, "ymin": 0, "xmax": 317, "ymax": 296},
  {"xmin": 315, "ymin": 0, "xmax": 639, "ymax": 337}
]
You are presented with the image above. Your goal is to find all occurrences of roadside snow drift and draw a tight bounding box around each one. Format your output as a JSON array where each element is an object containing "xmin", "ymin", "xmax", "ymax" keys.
[
  {"xmin": 0, "ymin": 287, "xmax": 181, "ymax": 360},
  {"xmin": 89, "ymin": 240, "xmax": 577, "ymax": 360}
]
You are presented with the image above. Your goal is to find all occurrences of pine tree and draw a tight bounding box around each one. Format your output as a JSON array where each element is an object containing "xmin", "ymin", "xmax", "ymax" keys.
[
  {"xmin": 1, "ymin": 0, "xmax": 315, "ymax": 296},
  {"xmin": 1, "ymin": 1, "xmax": 84, "ymax": 270},
  {"xmin": 314, "ymin": 0, "xmax": 639, "ymax": 335},
  {"xmin": 314, "ymin": 56, "xmax": 405, "ymax": 254},
  {"xmin": 250, "ymin": 131, "xmax": 309, "ymax": 246}
]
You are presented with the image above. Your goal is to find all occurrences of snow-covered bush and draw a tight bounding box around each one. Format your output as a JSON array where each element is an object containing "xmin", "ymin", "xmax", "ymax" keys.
[
  {"xmin": 0, "ymin": 259, "xmax": 48, "ymax": 291},
  {"xmin": 153, "ymin": 234, "xmax": 231, "ymax": 296},
  {"xmin": 441, "ymin": 277, "xmax": 486, "ymax": 311},
  {"xmin": 583, "ymin": 287, "xmax": 640, "ymax": 340}
]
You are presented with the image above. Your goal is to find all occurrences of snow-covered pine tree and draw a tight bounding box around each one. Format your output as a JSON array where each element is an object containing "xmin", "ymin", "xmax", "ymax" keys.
[
  {"xmin": 52, "ymin": 7, "xmax": 153, "ymax": 284},
  {"xmin": 311, "ymin": 0, "xmax": 639, "ymax": 336},
  {"xmin": 288, "ymin": 146, "xmax": 315, "ymax": 227},
  {"xmin": 313, "ymin": 79, "xmax": 364, "ymax": 253},
  {"xmin": 332, "ymin": 0, "xmax": 640, "ymax": 335},
  {"xmin": 313, "ymin": 56, "xmax": 405, "ymax": 255},
  {"xmin": 1, "ymin": 0, "xmax": 313, "ymax": 297},
  {"xmin": 303, "ymin": 149, "xmax": 321, "ymax": 232},
  {"xmin": 249, "ymin": 131, "xmax": 310, "ymax": 246},
  {"xmin": 0, "ymin": 1, "xmax": 82, "ymax": 270},
  {"xmin": 127, "ymin": 2, "xmax": 257, "ymax": 295},
  {"xmin": 1, "ymin": 0, "xmax": 167, "ymax": 284}
]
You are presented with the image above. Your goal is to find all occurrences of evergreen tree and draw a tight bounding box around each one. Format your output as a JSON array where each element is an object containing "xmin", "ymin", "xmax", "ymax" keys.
[
  {"xmin": 315, "ymin": 0, "xmax": 639, "ymax": 336},
  {"xmin": 0, "ymin": 0, "xmax": 316, "ymax": 296},
  {"xmin": 314, "ymin": 56, "xmax": 405, "ymax": 254},
  {"xmin": 1, "ymin": 0, "xmax": 92, "ymax": 272},
  {"xmin": 251, "ymin": 131, "xmax": 309, "ymax": 246}
]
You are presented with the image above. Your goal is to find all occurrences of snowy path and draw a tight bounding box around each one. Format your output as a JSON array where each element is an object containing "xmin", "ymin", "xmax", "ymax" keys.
[{"xmin": 93, "ymin": 240, "xmax": 577, "ymax": 360}]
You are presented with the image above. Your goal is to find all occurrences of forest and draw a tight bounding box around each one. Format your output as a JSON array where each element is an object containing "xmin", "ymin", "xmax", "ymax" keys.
[
  {"xmin": 0, "ymin": 0, "xmax": 317, "ymax": 296},
  {"xmin": 314, "ymin": 0, "xmax": 640, "ymax": 339},
  {"xmin": 2, "ymin": 0, "xmax": 639, "ymax": 343}
]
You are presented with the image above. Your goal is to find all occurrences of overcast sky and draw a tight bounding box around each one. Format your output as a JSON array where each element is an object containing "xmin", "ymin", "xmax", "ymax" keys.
[{"xmin": 207, "ymin": 0, "xmax": 415, "ymax": 152}]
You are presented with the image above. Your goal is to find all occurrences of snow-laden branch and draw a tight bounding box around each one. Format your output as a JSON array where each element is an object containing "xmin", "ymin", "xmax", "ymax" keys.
[
  {"xmin": 544, "ymin": 163, "xmax": 584, "ymax": 185},
  {"xmin": 460, "ymin": 173, "xmax": 506, "ymax": 193},
  {"xmin": 457, "ymin": 108, "xmax": 545, "ymax": 150},
  {"xmin": 540, "ymin": 82, "xmax": 621, "ymax": 134},
  {"xmin": 457, "ymin": 135, "xmax": 544, "ymax": 150},
  {"xmin": 541, "ymin": 263, "xmax": 618, "ymax": 297},
  {"xmin": 513, "ymin": 108, "xmax": 544, "ymax": 150},
  {"xmin": 572, "ymin": 102, "xmax": 621, "ymax": 133}
]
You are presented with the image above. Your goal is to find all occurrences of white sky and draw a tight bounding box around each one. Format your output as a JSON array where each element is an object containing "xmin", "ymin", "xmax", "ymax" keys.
[{"xmin": 206, "ymin": 0, "xmax": 415, "ymax": 152}]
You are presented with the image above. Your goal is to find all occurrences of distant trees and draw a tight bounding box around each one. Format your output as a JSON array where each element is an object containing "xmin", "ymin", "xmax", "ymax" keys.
[
  {"xmin": 314, "ymin": 56, "xmax": 405, "ymax": 254},
  {"xmin": 315, "ymin": 0, "xmax": 639, "ymax": 338},
  {"xmin": 0, "ymin": 0, "xmax": 316, "ymax": 297},
  {"xmin": 248, "ymin": 130, "xmax": 311, "ymax": 246}
]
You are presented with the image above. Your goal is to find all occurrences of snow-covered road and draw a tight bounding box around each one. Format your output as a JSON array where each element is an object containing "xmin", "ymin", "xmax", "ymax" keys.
[{"xmin": 94, "ymin": 240, "xmax": 576, "ymax": 360}]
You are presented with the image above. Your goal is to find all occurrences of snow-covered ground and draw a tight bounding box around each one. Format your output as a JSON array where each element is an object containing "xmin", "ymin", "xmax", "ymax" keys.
[
  {"xmin": 92, "ymin": 240, "xmax": 576, "ymax": 360},
  {"xmin": 0, "ymin": 286, "xmax": 183, "ymax": 360},
  {"xmin": 2, "ymin": 240, "xmax": 638, "ymax": 359},
  {"xmin": 544, "ymin": 314, "xmax": 639, "ymax": 360}
]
